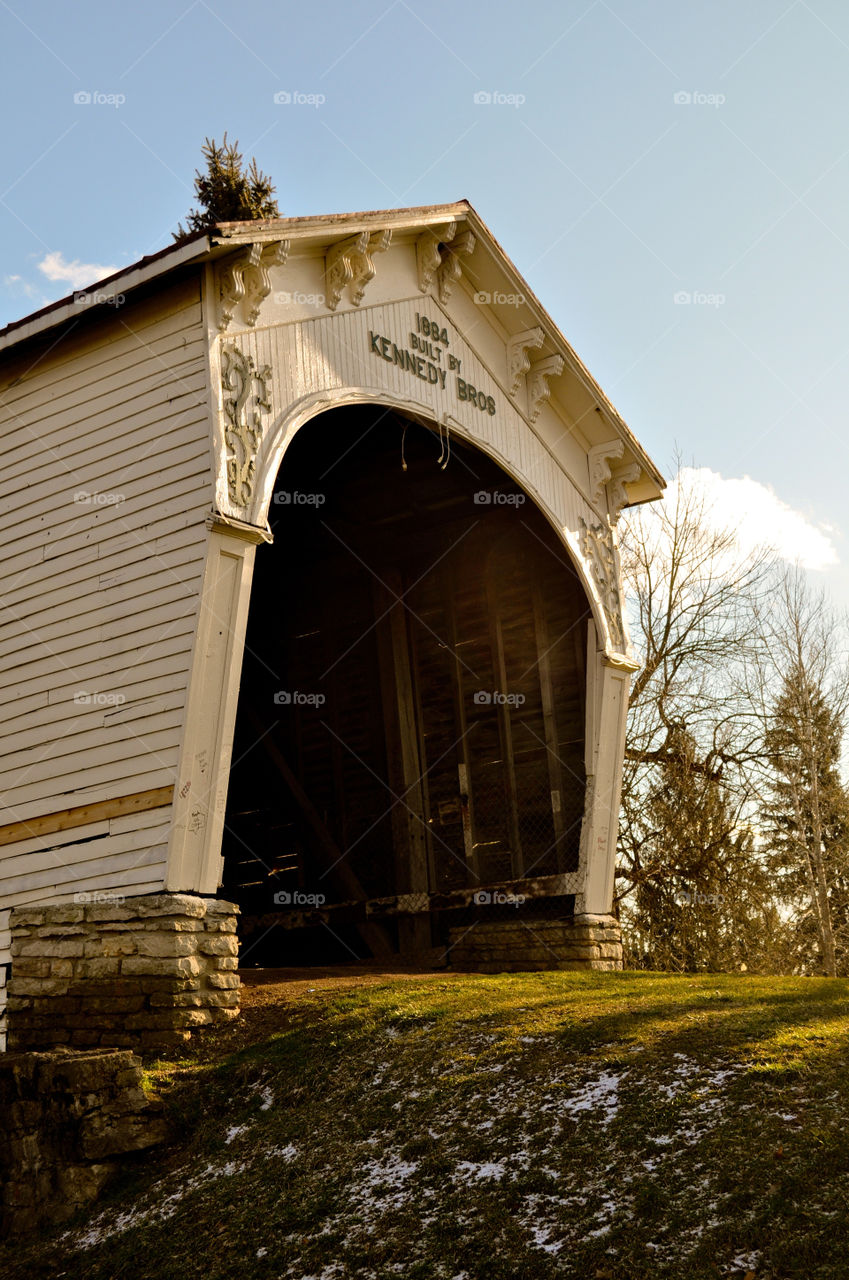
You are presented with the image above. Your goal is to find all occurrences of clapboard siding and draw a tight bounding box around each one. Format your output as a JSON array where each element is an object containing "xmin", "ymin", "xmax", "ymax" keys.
[
  {"xmin": 0, "ymin": 513, "xmax": 205, "ymax": 595},
  {"xmin": 4, "ymin": 532, "xmax": 205, "ymax": 619},
  {"xmin": 0, "ymin": 552, "xmax": 204, "ymax": 660},
  {"xmin": 0, "ymin": 809, "xmax": 171, "ymax": 966},
  {"xmin": 1, "ymin": 623, "xmax": 198, "ymax": 717},
  {"xmin": 0, "ymin": 705, "xmax": 186, "ymax": 780},
  {"xmin": 0, "ymin": 274, "xmax": 211, "ymax": 930},
  {"xmin": 0, "ymin": 429, "xmax": 209, "ymax": 527},
  {"xmin": 1, "ymin": 462, "xmax": 210, "ymax": 565},
  {"xmin": 5, "ymin": 665, "xmax": 195, "ymax": 737}
]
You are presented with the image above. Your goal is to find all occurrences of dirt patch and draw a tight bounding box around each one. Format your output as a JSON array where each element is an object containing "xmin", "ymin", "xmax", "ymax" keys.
[
  {"xmin": 168, "ymin": 964, "xmax": 449, "ymax": 1065},
  {"xmin": 241, "ymin": 963, "xmax": 449, "ymax": 1003}
]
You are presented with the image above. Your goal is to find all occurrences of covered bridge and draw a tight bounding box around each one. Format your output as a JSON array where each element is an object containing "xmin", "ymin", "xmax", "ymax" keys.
[{"xmin": 0, "ymin": 202, "xmax": 663, "ymax": 1051}]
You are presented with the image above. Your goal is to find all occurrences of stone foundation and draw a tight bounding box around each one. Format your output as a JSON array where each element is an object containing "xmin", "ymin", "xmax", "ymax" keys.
[
  {"xmin": 448, "ymin": 914, "xmax": 623, "ymax": 972},
  {"xmin": 7, "ymin": 893, "xmax": 241, "ymax": 1053},
  {"xmin": 0, "ymin": 1047, "xmax": 167, "ymax": 1235}
]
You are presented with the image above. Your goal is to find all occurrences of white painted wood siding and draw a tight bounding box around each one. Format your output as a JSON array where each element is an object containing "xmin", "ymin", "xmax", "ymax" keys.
[{"xmin": 0, "ymin": 276, "xmax": 212, "ymax": 964}]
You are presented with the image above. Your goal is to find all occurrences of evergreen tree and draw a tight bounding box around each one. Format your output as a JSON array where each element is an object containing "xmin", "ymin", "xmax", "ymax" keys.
[
  {"xmin": 174, "ymin": 134, "xmax": 279, "ymax": 241},
  {"xmin": 621, "ymin": 727, "xmax": 778, "ymax": 972},
  {"xmin": 762, "ymin": 665, "xmax": 849, "ymax": 975}
]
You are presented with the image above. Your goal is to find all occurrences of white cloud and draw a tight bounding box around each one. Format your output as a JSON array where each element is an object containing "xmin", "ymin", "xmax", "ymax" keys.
[
  {"xmin": 668, "ymin": 467, "xmax": 838, "ymax": 572},
  {"xmin": 37, "ymin": 250, "xmax": 119, "ymax": 291},
  {"xmin": 4, "ymin": 273, "xmax": 40, "ymax": 298}
]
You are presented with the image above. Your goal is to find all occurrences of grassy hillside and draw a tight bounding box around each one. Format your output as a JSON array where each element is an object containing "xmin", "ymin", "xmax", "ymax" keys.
[{"xmin": 5, "ymin": 969, "xmax": 849, "ymax": 1279}]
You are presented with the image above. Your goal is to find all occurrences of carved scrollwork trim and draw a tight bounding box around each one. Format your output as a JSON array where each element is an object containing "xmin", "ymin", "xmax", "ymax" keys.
[
  {"xmin": 506, "ymin": 327, "xmax": 545, "ymax": 395},
  {"xmin": 579, "ymin": 516, "xmax": 625, "ymax": 652},
  {"xmin": 416, "ymin": 222, "xmax": 456, "ymax": 294},
  {"xmin": 527, "ymin": 354, "xmax": 564, "ymax": 423},
  {"xmin": 221, "ymin": 345, "xmax": 272, "ymax": 508},
  {"xmin": 608, "ymin": 463, "xmax": 642, "ymax": 522},
  {"xmin": 416, "ymin": 222, "xmax": 476, "ymax": 302},
  {"xmin": 436, "ymin": 229, "xmax": 475, "ymax": 303},
  {"xmin": 325, "ymin": 228, "xmax": 392, "ymax": 310},
  {"xmin": 217, "ymin": 241, "xmax": 290, "ymax": 331},
  {"xmin": 587, "ymin": 440, "xmax": 642, "ymax": 520},
  {"xmin": 588, "ymin": 440, "xmax": 625, "ymax": 508}
]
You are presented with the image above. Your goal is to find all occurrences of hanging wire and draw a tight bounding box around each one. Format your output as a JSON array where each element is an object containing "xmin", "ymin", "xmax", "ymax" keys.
[
  {"xmin": 400, "ymin": 421, "xmax": 409, "ymax": 472},
  {"xmin": 436, "ymin": 420, "xmax": 446, "ymax": 468},
  {"xmin": 440, "ymin": 418, "xmax": 451, "ymax": 470}
]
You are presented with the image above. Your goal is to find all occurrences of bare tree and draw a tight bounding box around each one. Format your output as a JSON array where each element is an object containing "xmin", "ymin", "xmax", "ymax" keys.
[{"xmin": 617, "ymin": 465, "xmax": 775, "ymax": 925}]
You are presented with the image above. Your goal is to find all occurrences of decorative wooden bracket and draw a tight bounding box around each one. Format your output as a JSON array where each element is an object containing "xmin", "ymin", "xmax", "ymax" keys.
[
  {"xmin": 588, "ymin": 440, "xmax": 641, "ymax": 520},
  {"xmin": 416, "ymin": 222, "xmax": 476, "ymax": 303},
  {"xmin": 588, "ymin": 440, "xmax": 625, "ymax": 507},
  {"xmin": 221, "ymin": 345, "xmax": 272, "ymax": 508},
  {"xmin": 325, "ymin": 228, "xmax": 392, "ymax": 310},
  {"xmin": 527, "ymin": 354, "xmax": 564, "ymax": 422},
  {"xmin": 507, "ymin": 327, "xmax": 545, "ymax": 395},
  {"xmin": 217, "ymin": 240, "xmax": 290, "ymax": 331},
  {"xmin": 579, "ymin": 516, "xmax": 626, "ymax": 652},
  {"xmin": 608, "ymin": 463, "xmax": 642, "ymax": 521}
]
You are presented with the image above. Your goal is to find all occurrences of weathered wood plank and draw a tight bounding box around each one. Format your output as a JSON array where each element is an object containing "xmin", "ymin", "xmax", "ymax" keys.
[{"xmin": 0, "ymin": 785, "xmax": 174, "ymax": 848}]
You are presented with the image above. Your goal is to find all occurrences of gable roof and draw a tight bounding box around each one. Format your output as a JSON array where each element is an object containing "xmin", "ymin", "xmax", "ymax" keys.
[{"xmin": 0, "ymin": 200, "xmax": 664, "ymax": 497}]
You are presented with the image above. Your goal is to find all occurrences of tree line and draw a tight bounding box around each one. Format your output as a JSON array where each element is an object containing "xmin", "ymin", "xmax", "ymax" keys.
[{"xmin": 617, "ymin": 467, "xmax": 849, "ymax": 976}]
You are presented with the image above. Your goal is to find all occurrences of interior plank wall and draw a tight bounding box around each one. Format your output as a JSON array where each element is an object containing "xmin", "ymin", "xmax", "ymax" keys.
[
  {"xmin": 0, "ymin": 275, "xmax": 212, "ymax": 966},
  {"xmin": 224, "ymin": 407, "xmax": 591, "ymax": 964}
]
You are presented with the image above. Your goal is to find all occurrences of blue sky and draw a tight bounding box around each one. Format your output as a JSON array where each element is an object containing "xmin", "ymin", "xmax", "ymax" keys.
[{"xmin": 2, "ymin": 0, "xmax": 848, "ymax": 598}]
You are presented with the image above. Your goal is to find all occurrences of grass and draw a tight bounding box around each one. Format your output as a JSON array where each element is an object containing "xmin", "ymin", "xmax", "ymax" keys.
[{"xmin": 5, "ymin": 970, "xmax": 849, "ymax": 1279}]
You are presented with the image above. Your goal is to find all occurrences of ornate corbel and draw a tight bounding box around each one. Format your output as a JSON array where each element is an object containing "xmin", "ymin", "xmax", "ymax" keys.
[
  {"xmin": 608, "ymin": 463, "xmax": 642, "ymax": 522},
  {"xmin": 243, "ymin": 241, "xmax": 290, "ymax": 326},
  {"xmin": 506, "ymin": 327, "xmax": 545, "ymax": 395},
  {"xmin": 326, "ymin": 232, "xmax": 368, "ymax": 311},
  {"xmin": 588, "ymin": 440, "xmax": 625, "ymax": 507},
  {"xmin": 218, "ymin": 245, "xmax": 261, "ymax": 332},
  {"xmin": 436, "ymin": 230, "xmax": 475, "ymax": 303},
  {"xmin": 588, "ymin": 440, "xmax": 642, "ymax": 520},
  {"xmin": 417, "ymin": 222, "xmax": 456, "ymax": 294},
  {"xmin": 326, "ymin": 228, "xmax": 393, "ymax": 310},
  {"xmin": 217, "ymin": 241, "xmax": 289, "ymax": 330},
  {"xmin": 416, "ymin": 223, "xmax": 476, "ymax": 302},
  {"xmin": 527, "ymin": 354, "xmax": 564, "ymax": 422},
  {"xmin": 579, "ymin": 516, "xmax": 625, "ymax": 652},
  {"xmin": 350, "ymin": 228, "xmax": 392, "ymax": 305},
  {"xmin": 221, "ymin": 345, "xmax": 272, "ymax": 508}
]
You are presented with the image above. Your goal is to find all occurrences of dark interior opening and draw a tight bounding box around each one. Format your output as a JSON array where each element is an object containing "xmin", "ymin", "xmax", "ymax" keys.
[{"xmin": 222, "ymin": 405, "xmax": 591, "ymax": 965}]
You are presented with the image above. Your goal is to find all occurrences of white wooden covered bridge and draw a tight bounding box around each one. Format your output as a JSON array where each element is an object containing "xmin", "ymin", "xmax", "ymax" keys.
[{"xmin": 0, "ymin": 202, "xmax": 663, "ymax": 1050}]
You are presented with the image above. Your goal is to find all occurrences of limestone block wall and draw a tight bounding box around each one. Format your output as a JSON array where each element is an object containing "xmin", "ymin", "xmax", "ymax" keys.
[
  {"xmin": 0, "ymin": 1047, "xmax": 167, "ymax": 1234},
  {"xmin": 448, "ymin": 914, "xmax": 623, "ymax": 972},
  {"xmin": 6, "ymin": 893, "xmax": 240, "ymax": 1052}
]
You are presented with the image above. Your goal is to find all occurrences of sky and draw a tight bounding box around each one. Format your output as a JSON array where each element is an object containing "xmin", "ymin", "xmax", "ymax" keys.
[{"xmin": 1, "ymin": 0, "xmax": 848, "ymax": 601}]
